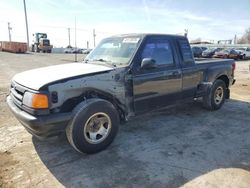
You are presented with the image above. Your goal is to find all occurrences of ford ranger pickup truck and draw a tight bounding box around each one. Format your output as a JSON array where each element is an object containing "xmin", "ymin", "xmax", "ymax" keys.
[{"xmin": 7, "ymin": 34, "xmax": 236, "ymax": 154}]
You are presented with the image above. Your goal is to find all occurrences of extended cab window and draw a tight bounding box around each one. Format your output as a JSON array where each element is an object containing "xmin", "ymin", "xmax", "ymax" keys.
[
  {"xmin": 141, "ymin": 39, "xmax": 174, "ymax": 65},
  {"xmin": 178, "ymin": 39, "xmax": 193, "ymax": 64}
]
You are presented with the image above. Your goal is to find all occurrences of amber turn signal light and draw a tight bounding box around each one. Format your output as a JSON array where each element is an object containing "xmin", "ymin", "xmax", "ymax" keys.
[{"xmin": 32, "ymin": 94, "xmax": 49, "ymax": 109}]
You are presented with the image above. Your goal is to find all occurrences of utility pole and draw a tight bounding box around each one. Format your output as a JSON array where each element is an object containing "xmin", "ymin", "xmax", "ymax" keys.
[
  {"xmin": 93, "ymin": 29, "xmax": 96, "ymax": 47},
  {"xmin": 87, "ymin": 41, "xmax": 89, "ymax": 49},
  {"xmin": 8, "ymin": 22, "xmax": 12, "ymax": 42},
  {"xmin": 23, "ymin": 0, "xmax": 30, "ymax": 51},
  {"xmin": 68, "ymin": 28, "xmax": 71, "ymax": 47},
  {"xmin": 74, "ymin": 16, "xmax": 77, "ymax": 62}
]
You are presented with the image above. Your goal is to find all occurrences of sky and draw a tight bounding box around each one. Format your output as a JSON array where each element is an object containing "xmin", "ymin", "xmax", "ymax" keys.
[{"xmin": 0, "ymin": 0, "xmax": 250, "ymax": 48}]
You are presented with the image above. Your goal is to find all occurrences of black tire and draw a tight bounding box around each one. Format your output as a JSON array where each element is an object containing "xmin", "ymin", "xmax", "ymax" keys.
[
  {"xmin": 31, "ymin": 45, "xmax": 35, "ymax": 52},
  {"xmin": 203, "ymin": 79, "xmax": 226, "ymax": 110},
  {"xmin": 66, "ymin": 99, "xmax": 119, "ymax": 154}
]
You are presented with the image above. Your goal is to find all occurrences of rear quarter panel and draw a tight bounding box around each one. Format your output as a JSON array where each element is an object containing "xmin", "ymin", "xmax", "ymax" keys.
[{"xmin": 195, "ymin": 59, "xmax": 234, "ymax": 85}]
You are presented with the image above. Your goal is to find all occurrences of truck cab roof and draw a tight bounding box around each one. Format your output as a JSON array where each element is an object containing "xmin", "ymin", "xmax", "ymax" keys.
[{"xmin": 109, "ymin": 33, "xmax": 187, "ymax": 40}]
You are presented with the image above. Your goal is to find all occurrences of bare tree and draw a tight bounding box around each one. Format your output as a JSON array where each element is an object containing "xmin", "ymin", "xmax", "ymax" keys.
[
  {"xmin": 245, "ymin": 27, "xmax": 250, "ymax": 42},
  {"xmin": 238, "ymin": 27, "xmax": 250, "ymax": 44}
]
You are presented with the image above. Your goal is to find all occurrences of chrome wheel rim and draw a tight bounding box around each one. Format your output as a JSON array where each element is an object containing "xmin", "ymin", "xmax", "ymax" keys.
[
  {"xmin": 214, "ymin": 86, "xmax": 224, "ymax": 105},
  {"xmin": 84, "ymin": 112, "xmax": 111, "ymax": 144}
]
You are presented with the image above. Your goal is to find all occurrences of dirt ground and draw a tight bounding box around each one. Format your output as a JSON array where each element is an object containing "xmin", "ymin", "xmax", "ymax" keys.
[{"xmin": 0, "ymin": 51, "xmax": 250, "ymax": 188}]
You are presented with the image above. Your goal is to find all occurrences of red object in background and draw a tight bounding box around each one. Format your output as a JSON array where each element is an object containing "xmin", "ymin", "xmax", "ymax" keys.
[{"xmin": 0, "ymin": 41, "xmax": 27, "ymax": 53}]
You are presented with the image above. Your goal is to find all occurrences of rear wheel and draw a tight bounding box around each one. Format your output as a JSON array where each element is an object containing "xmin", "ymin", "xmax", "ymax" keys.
[
  {"xmin": 66, "ymin": 99, "xmax": 119, "ymax": 154},
  {"xmin": 203, "ymin": 79, "xmax": 226, "ymax": 110}
]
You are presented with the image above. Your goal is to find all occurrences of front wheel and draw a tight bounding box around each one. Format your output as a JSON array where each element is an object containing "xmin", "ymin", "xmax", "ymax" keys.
[
  {"xmin": 203, "ymin": 79, "xmax": 226, "ymax": 110},
  {"xmin": 66, "ymin": 99, "xmax": 119, "ymax": 154}
]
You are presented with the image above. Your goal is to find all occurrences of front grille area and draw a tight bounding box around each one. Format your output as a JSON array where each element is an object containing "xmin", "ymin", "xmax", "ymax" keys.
[
  {"xmin": 10, "ymin": 81, "xmax": 25, "ymax": 108},
  {"xmin": 9, "ymin": 81, "xmax": 50, "ymax": 115}
]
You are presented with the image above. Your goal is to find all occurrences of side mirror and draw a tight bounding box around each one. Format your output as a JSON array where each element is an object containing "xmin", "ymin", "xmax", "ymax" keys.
[{"xmin": 141, "ymin": 58, "xmax": 156, "ymax": 69}]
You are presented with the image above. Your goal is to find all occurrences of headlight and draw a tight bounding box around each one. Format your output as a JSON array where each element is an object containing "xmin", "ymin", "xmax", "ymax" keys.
[{"xmin": 23, "ymin": 92, "xmax": 49, "ymax": 109}]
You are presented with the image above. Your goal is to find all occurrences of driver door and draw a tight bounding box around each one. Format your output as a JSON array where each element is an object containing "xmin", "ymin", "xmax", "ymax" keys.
[{"xmin": 132, "ymin": 37, "xmax": 182, "ymax": 114}]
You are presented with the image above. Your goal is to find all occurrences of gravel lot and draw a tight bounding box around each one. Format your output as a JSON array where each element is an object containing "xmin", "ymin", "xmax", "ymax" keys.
[{"xmin": 0, "ymin": 52, "xmax": 250, "ymax": 188}]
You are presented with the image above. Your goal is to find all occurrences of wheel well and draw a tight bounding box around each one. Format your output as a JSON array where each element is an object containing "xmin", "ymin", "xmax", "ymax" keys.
[
  {"xmin": 59, "ymin": 90, "xmax": 125, "ymax": 121},
  {"xmin": 217, "ymin": 75, "xmax": 229, "ymax": 88}
]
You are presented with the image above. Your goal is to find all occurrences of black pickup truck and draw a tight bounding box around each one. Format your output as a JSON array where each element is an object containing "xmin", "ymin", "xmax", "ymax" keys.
[{"xmin": 7, "ymin": 34, "xmax": 236, "ymax": 153}]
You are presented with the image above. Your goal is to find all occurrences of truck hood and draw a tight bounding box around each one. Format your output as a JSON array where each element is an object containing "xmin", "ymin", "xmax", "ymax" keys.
[{"xmin": 12, "ymin": 63, "xmax": 113, "ymax": 90}]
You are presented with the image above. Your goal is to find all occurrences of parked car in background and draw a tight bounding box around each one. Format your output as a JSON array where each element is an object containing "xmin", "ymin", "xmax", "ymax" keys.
[
  {"xmin": 234, "ymin": 47, "xmax": 250, "ymax": 59},
  {"xmin": 191, "ymin": 46, "xmax": 203, "ymax": 57},
  {"xmin": 72, "ymin": 48, "xmax": 83, "ymax": 54},
  {"xmin": 213, "ymin": 49, "xmax": 240, "ymax": 60},
  {"xmin": 64, "ymin": 48, "xmax": 84, "ymax": 54},
  {"xmin": 82, "ymin": 49, "xmax": 92, "ymax": 54},
  {"xmin": 64, "ymin": 48, "xmax": 73, "ymax": 53},
  {"xmin": 202, "ymin": 48, "xmax": 221, "ymax": 58},
  {"xmin": 201, "ymin": 47, "xmax": 208, "ymax": 52}
]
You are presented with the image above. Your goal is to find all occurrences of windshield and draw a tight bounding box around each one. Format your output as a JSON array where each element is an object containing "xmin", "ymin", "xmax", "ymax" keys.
[
  {"xmin": 85, "ymin": 36, "xmax": 141, "ymax": 67},
  {"xmin": 42, "ymin": 39, "xmax": 50, "ymax": 46}
]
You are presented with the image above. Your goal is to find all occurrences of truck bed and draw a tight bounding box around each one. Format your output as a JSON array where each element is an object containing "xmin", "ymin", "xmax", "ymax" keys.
[
  {"xmin": 195, "ymin": 58, "xmax": 234, "ymax": 64},
  {"xmin": 195, "ymin": 57, "xmax": 235, "ymax": 69},
  {"xmin": 195, "ymin": 58, "xmax": 234, "ymax": 66}
]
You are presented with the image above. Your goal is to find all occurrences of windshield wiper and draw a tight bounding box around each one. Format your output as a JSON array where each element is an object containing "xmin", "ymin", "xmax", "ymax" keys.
[
  {"xmin": 88, "ymin": 58, "xmax": 117, "ymax": 67},
  {"xmin": 92, "ymin": 58, "xmax": 110, "ymax": 62},
  {"xmin": 84, "ymin": 58, "xmax": 107, "ymax": 63}
]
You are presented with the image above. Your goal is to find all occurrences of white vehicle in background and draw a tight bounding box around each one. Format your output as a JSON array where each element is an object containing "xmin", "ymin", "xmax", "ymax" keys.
[
  {"xmin": 82, "ymin": 49, "xmax": 92, "ymax": 54},
  {"xmin": 64, "ymin": 48, "xmax": 84, "ymax": 54},
  {"xmin": 235, "ymin": 47, "xmax": 250, "ymax": 59},
  {"xmin": 64, "ymin": 48, "xmax": 73, "ymax": 53}
]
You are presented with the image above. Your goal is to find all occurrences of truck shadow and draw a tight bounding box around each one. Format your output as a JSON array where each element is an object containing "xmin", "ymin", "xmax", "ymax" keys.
[{"xmin": 32, "ymin": 99, "xmax": 250, "ymax": 188}]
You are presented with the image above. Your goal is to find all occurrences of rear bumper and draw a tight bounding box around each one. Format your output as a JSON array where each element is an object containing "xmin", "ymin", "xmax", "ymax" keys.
[{"xmin": 6, "ymin": 96, "xmax": 71, "ymax": 139}]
